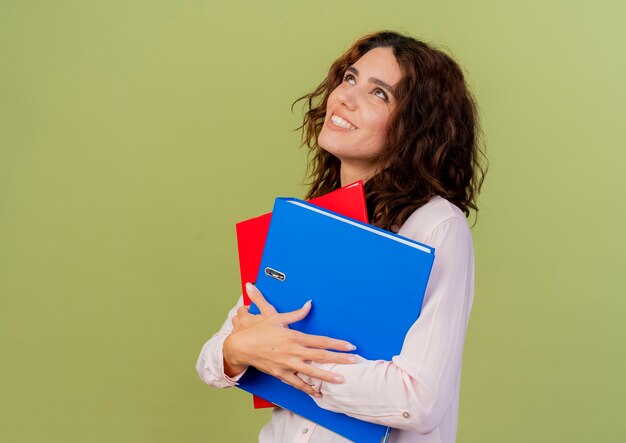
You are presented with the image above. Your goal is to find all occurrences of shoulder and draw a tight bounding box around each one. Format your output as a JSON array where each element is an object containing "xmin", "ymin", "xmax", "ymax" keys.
[{"xmin": 396, "ymin": 196, "xmax": 471, "ymax": 249}]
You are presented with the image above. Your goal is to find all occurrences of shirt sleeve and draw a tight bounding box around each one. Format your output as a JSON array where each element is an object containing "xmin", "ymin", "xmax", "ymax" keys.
[
  {"xmin": 298, "ymin": 216, "xmax": 475, "ymax": 434},
  {"xmin": 195, "ymin": 295, "xmax": 249, "ymax": 388}
]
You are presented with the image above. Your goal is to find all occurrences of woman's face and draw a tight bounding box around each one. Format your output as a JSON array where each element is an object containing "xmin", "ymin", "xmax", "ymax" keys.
[{"xmin": 318, "ymin": 47, "xmax": 402, "ymax": 173}]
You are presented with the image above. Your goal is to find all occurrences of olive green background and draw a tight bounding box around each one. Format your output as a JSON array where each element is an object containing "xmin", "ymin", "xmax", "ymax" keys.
[{"xmin": 1, "ymin": 1, "xmax": 624, "ymax": 442}]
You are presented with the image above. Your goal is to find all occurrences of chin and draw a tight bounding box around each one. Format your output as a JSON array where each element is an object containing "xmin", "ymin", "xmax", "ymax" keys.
[
  {"xmin": 318, "ymin": 131, "xmax": 344, "ymax": 158},
  {"xmin": 318, "ymin": 143, "xmax": 344, "ymax": 161}
]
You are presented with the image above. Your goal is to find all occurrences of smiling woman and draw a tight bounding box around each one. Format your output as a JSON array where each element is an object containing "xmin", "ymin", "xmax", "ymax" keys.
[
  {"xmin": 196, "ymin": 30, "xmax": 487, "ymax": 443},
  {"xmin": 318, "ymin": 47, "xmax": 402, "ymax": 186}
]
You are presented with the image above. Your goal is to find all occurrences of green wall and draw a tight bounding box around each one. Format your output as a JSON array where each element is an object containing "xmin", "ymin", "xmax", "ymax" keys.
[{"xmin": 1, "ymin": 1, "xmax": 624, "ymax": 441}]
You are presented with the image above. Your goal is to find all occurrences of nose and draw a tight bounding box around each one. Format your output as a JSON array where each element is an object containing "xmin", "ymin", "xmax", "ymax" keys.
[{"xmin": 336, "ymin": 87, "xmax": 357, "ymax": 111}]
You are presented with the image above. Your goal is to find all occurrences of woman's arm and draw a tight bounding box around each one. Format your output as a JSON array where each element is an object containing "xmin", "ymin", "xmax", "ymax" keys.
[
  {"xmin": 195, "ymin": 295, "xmax": 248, "ymax": 388},
  {"xmin": 298, "ymin": 216, "xmax": 475, "ymax": 434},
  {"xmin": 196, "ymin": 287, "xmax": 359, "ymax": 396}
]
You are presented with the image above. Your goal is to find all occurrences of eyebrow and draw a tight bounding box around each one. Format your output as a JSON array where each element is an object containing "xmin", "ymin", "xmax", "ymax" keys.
[{"xmin": 346, "ymin": 66, "xmax": 396, "ymax": 97}]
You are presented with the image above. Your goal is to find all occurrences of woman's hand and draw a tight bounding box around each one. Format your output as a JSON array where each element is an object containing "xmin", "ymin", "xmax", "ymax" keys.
[{"xmin": 223, "ymin": 283, "xmax": 358, "ymax": 397}]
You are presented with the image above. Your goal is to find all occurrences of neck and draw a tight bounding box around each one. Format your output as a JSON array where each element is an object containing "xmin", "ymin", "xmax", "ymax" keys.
[{"xmin": 340, "ymin": 161, "xmax": 378, "ymax": 187}]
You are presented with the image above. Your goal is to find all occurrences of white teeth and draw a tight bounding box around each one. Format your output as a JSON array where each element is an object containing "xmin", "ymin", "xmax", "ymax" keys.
[{"xmin": 331, "ymin": 114, "xmax": 356, "ymax": 130}]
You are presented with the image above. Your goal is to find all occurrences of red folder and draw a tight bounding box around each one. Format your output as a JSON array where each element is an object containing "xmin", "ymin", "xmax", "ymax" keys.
[{"xmin": 235, "ymin": 181, "xmax": 369, "ymax": 408}]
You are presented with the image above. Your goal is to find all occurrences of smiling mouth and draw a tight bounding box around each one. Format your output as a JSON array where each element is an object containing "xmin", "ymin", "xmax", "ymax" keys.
[{"xmin": 330, "ymin": 114, "xmax": 357, "ymax": 130}]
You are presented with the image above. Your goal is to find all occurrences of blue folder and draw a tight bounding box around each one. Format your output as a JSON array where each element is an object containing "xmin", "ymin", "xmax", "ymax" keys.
[{"xmin": 237, "ymin": 198, "xmax": 435, "ymax": 443}]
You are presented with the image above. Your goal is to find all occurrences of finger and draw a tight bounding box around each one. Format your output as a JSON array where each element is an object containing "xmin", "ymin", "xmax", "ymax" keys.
[
  {"xmin": 277, "ymin": 299, "xmax": 312, "ymax": 325},
  {"xmin": 245, "ymin": 282, "xmax": 277, "ymax": 315},
  {"xmin": 280, "ymin": 371, "xmax": 321, "ymax": 398},
  {"xmin": 300, "ymin": 348, "xmax": 361, "ymax": 365},
  {"xmin": 293, "ymin": 331, "xmax": 356, "ymax": 352},
  {"xmin": 236, "ymin": 306, "xmax": 257, "ymax": 328},
  {"xmin": 238, "ymin": 311, "xmax": 259, "ymax": 328},
  {"xmin": 294, "ymin": 362, "xmax": 345, "ymax": 384},
  {"xmin": 231, "ymin": 316, "xmax": 241, "ymax": 330},
  {"xmin": 236, "ymin": 305, "xmax": 250, "ymax": 317}
]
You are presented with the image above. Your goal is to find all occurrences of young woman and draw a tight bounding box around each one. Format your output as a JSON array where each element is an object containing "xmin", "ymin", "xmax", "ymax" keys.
[{"xmin": 196, "ymin": 30, "xmax": 486, "ymax": 443}]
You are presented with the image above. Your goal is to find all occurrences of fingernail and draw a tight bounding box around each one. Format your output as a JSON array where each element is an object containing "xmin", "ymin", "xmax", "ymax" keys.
[
  {"xmin": 348, "ymin": 355, "xmax": 362, "ymax": 363},
  {"xmin": 333, "ymin": 374, "xmax": 345, "ymax": 383},
  {"xmin": 346, "ymin": 344, "xmax": 357, "ymax": 351},
  {"xmin": 303, "ymin": 299, "xmax": 312, "ymax": 309},
  {"xmin": 245, "ymin": 282, "xmax": 254, "ymax": 292}
]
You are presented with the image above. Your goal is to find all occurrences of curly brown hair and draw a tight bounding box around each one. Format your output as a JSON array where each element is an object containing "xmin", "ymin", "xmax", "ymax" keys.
[{"xmin": 294, "ymin": 31, "xmax": 487, "ymax": 230}]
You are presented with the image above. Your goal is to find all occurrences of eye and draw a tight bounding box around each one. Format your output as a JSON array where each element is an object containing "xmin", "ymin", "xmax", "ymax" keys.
[
  {"xmin": 343, "ymin": 73, "xmax": 356, "ymax": 85},
  {"xmin": 373, "ymin": 88, "xmax": 389, "ymax": 102}
]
